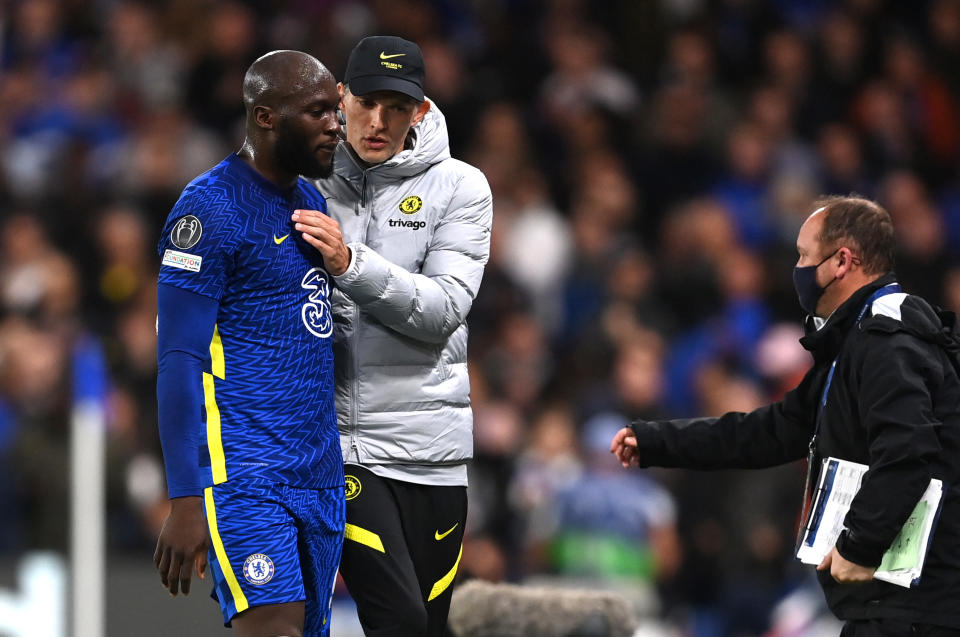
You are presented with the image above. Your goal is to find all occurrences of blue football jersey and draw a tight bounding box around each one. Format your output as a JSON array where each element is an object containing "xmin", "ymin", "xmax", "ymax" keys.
[{"xmin": 158, "ymin": 154, "xmax": 343, "ymax": 491}]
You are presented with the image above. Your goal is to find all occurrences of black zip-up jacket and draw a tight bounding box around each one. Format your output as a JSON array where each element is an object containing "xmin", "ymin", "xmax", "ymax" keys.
[{"xmin": 630, "ymin": 274, "xmax": 960, "ymax": 626}]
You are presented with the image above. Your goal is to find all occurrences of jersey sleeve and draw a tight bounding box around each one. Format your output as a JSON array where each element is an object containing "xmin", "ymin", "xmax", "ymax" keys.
[
  {"xmin": 156, "ymin": 283, "xmax": 219, "ymax": 498},
  {"xmin": 158, "ymin": 188, "xmax": 240, "ymax": 301}
]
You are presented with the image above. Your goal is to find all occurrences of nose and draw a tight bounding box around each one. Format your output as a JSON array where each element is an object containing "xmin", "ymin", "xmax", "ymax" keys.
[
  {"xmin": 325, "ymin": 111, "xmax": 341, "ymax": 136},
  {"xmin": 369, "ymin": 105, "xmax": 386, "ymax": 131},
  {"xmin": 322, "ymin": 111, "xmax": 340, "ymax": 136}
]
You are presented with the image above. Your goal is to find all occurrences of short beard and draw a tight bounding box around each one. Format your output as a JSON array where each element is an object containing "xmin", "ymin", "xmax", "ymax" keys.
[{"xmin": 274, "ymin": 121, "xmax": 333, "ymax": 179}]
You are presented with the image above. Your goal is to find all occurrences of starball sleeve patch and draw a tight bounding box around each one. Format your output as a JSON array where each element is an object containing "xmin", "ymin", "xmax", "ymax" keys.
[{"xmin": 171, "ymin": 215, "xmax": 203, "ymax": 250}]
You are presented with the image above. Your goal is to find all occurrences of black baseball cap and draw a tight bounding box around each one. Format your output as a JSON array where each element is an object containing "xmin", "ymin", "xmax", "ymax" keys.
[{"xmin": 343, "ymin": 36, "xmax": 425, "ymax": 102}]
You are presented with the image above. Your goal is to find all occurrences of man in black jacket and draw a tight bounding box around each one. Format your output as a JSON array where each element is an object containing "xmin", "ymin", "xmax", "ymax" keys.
[{"xmin": 612, "ymin": 196, "xmax": 960, "ymax": 635}]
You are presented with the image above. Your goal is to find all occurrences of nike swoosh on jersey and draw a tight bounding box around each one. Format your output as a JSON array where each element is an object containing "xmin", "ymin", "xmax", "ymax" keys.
[
  {"xmin": 274, "ymin": 234, "xmax": 289, "ymax": 245},
  {"xmin": 435, "ymin": 523, "xmax": 458, "ymax": 541},
  {"xmin": 380, "ymin": 52, "xmax": 406, "ymax": 59}
]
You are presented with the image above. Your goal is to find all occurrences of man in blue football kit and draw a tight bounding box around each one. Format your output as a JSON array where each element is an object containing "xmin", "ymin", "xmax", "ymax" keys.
[{"xmin": 153, "ymin": 51, "xmax": 348, "ymax": 637}]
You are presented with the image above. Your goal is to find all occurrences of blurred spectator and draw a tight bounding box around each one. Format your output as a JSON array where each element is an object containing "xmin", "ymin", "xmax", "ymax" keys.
[
  {"xmin": 1, "ymin": 0, "xmax": 81, "ymax": 77},
  {"xmin": 656, "ymin": 197, "xmax": 736, "ymax": 330},
  {"xmin": 507, "ymin": 403, "xmax": 583, "ymax": 575},
  {"xmin": 883, "ymin": 33, "xmax": 960, "ymax": 182},
  {"xmin": 184, "ymin": 1, "xmax": 258, "ymax": 138},
  {"xmin": 763, "ymin": 29, "xmax": 812, "ymax": 105},
  {"xmin": 89, "ymin": 205, "xmax": 152, "ymax": 314},
  {"xmin": 0, "ymin": 213, "xmax": 80, "ymax": 327},
  {"xmin": 753, "ymin": 323, "xmax": 812, "ymax": 399},
  {"xmin": 880, "ymin": 170, "xmax": 951, "ymax": 304},
  {"xmin": 711, "ymin": 121, "xmax": 776, "ymax": 250},
  {"xmin": 548, "ymin": 413, "xmax": 680, "ymax": 585},
  {"xmin": 469, "ymin": 398, "xmax": 525, "ymax": 558},
  {"xmin": 579, "ymin": 330, "xmax": 669, "ymax": 424},
  {"xmin": 106, "ymin": 2, "xmax": 185, "ymax": 117},
  {"xmin": 928, "ymin": 0, "xmax": 960, "ymax": 99},
  {"xmin": 661, "ymin": 214, "xmax": 772, "ymax": 415},
  {"xmin": 816, "ymin": 122, "xmax": 873, "ymax": 197},
  {"xmin": 853, "ymin": 79, "xmax": 918, "ymax": 176},
  {"xmin": 3, "ymin": 65, "xmax": 125, "ymax": 200},
  {"xmin": 749, "ymin": 84, "xmax": 819, "ymax": 185},
  {"xmin": 420, "ymin": 37, "xmax": 484, "ymax": 151},
  {"xmin": 466, "ymin": 101, "xmax": 536, "ymax": 205},
  {"xmin": 117, "ymin": 106, "xmax": 226, "ymax": 220},
  {"xmin": 810, "ymin": 10, "xmax": 870, "ymax": 129},
  {"xmin": 943, "ymin": 266, "xmax": 960, "ymax": 316},
  {"xmin": 539, "ymin": 22, "xmax": 639, "ymax": 131},
  {"xmin": 478, "ymin": 310, "xmax": 553, "ymax": 412},
  {"xmin": 637, "ymin": 80, "xmax": 719, "ymax": 237},
  {"xmin": 0, "ymin": 214, "xmax": 81, "ymax": 551},
  {"xmin": 1, "ymin": 317, "xmax": 71, "ymax": 549},
  {"xmin": 496, "ymin": 168, "xmax": 573, "ymax": 330}
]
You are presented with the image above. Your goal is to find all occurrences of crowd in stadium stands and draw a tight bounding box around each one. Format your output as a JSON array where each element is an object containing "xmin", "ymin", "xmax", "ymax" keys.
[{"xmin": 1, "ymin": 0, "xmax": 959, "ymax": 634}]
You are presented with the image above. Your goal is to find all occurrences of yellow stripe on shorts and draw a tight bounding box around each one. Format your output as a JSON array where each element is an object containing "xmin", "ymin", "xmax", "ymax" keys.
[
  {"xmin": 204, "ymin": 487, "xmax": 248, "ymax": 613},
  {"xmin": 428, "ymin": 544, "xmax": 462, "ymax": 601},
  {"xmin": 344, "ymin": 523, "xmax": 385, "ymax": 553}
]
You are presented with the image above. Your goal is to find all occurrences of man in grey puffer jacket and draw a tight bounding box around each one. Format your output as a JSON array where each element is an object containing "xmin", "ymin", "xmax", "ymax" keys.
[{"xmin": 292, "ymin": 35, "xmax": 492, "ymax": 637}]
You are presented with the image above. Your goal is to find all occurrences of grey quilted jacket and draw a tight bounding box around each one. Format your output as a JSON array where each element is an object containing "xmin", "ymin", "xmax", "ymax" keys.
[{"xmin": 312, "ymin": 102, "xmax": 492, "ymax": 468}]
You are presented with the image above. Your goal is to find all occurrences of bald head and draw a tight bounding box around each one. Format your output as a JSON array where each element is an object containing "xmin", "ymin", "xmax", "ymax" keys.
[
  {"xmin": 236, "ymin": 49, "xmax": 340, "ymax": 182},
  {"xmin": 243, "ymin": 50, "xmax": 334, "ymax": 114}
]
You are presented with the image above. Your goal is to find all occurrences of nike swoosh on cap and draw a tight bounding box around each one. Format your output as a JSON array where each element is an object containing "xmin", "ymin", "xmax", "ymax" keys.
[{"xmin": 380, "ymin": 52, "xmax": 405, "ymax": 59}]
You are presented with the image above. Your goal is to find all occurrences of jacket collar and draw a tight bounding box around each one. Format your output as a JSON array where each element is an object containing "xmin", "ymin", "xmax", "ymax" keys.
[
  {"xmin": 799, "ymin": 273, "xmax": 898, "ymax": 361},
  {"xmin": 329, "ymin": 99, "xmax": 451, "ymax": 187}
]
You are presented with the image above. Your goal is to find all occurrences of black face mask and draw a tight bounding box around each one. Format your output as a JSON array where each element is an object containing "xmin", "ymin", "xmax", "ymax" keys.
[{"xmin": 792, "ymin": 249, "xmax": 839, "ymax": 316}]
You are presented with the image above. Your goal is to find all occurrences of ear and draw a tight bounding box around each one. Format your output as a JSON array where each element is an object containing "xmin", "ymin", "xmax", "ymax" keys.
[
  {"xmin": 411, "ymin": 99, "xmax": 431, "ymax": 126},
  {"xmin": 836, "ymin": 247, "xmax": 855, "ymax": 279},
  {"xmin": 253, "ymin": 105, "xmax": 274, "ymax": 131},
  {"xmin": 337, "ymin": 83, "xmax": 348, "ymax": 116}
]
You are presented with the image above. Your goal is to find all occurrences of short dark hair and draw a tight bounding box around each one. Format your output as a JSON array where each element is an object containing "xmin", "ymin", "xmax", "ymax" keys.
[{"xmin": 815, "ymin": 195, "xmax": 895, "ymax": 275}]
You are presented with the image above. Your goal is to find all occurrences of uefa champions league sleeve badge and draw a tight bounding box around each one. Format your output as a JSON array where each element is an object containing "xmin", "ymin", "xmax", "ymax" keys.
[{"xmin": 171, "ymin": 215, "xmax": 203, "ymax": 250}]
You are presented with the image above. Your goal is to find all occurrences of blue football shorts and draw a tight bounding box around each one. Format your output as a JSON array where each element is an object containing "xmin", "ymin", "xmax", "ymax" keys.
[{"xmin": 203, "ymin": 479, "xmax": 346, "ymax": 636}]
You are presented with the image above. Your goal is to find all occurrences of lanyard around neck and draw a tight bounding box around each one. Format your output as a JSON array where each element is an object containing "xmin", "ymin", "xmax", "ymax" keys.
[{"xmin": 815, "ymin": 283, "xmax": 902, "ymax": 427}]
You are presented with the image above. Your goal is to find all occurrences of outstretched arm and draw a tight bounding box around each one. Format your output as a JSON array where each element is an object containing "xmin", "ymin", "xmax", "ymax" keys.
[{"xmin": 613, "ymin": 366, "xmax": 821, "ymax": 471}]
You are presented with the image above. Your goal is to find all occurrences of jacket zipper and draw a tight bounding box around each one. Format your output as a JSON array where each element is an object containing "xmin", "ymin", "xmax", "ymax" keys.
[{"xmin": 350, "ymin": 170, "xmax": 371, "ymax": 460}]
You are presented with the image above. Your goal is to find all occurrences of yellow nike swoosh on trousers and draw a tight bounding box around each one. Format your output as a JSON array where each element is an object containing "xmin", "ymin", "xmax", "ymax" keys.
[
  {"xmin": 380, "ymin": 52, "xmax": 405, "ymax": 59},
  {"xmin": 273, "ymin": 234, "xmax": 289, "ymax": 244},
  {"xmin": 435, "ymin": 522, "xmax": 458, "ymax": 541}
]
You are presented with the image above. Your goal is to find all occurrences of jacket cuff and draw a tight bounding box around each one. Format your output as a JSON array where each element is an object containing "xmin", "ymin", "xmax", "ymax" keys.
[
  {"xmin": 835, "ymin": 529, "xmax": 884, "ymax": 568},
  {"xmin": 628, "ymin": 421, "xmax": 661, "ymax": 468},
  {"xmin": 333, "ymin": 242, "xmax": 362, "ymax": 283}
]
